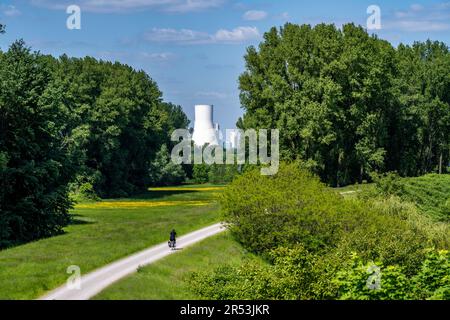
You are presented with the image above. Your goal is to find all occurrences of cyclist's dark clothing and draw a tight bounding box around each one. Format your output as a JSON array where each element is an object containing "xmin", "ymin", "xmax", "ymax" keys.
[{"xmin": 170, "ymin": 230, "xmax": 176, "ymax": 242}]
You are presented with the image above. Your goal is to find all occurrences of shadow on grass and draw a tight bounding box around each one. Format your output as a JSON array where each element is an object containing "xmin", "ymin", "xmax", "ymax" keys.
[{"xmin": 69, "ymin": 214, "xmax": 95, "ymax": 226}]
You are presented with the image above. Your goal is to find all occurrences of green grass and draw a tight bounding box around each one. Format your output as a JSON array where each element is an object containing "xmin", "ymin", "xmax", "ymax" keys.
[
  {"xmin": 93, "ymin": 232, "xmax": 260, "ymax": 300},
  {"xmin": 397, "ymin": 174, "xmax": 450, "ymax": 221},
  {"xmin": 0, "ymin": 185, "xmax": 224, "ymax": 300},
  {"xmin": 339, "ymin": 174, "xmax": 450, "ymax": 219},
  {"xmin": 335, "ymin": 183, "xmax": 375, "ymax": 194}
]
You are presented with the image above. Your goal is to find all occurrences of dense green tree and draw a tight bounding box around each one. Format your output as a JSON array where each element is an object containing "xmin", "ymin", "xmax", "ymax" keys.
[
  {"xmin": 395, "ymin": 41, "xmax": 450, "ymax": 176},
  {"xmin": 0, "ymin": 39, "xmax": 190, "ymax": 246},
  {"xmin": 238, "ymin": 23, "xmax": 450, "ymax": 186},
  {"xmin": 51, "ymin": 57, "xmax": 189, "ymax": 197},
  {"xmin": 0, "ymin": 41, "xmax": 76, "ymax": 248}
]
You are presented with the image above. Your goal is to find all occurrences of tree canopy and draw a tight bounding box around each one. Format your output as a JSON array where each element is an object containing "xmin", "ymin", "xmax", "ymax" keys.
[
  {"xmin": 0, "ymin": 41, "xmax": 75, "ymax": 247},
  {"xmin": 0, "ymin": 40, "xmax": 189, "ymax": 248},
  {"xmin": 238, "ymin": 23, "xmax": 450, "ymax": 186}
]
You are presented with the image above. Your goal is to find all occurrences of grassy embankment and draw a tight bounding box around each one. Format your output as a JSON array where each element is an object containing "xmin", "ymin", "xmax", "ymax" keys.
[
  {"xmin": 394, "ymin": 174, "xmax": 450, "ymax": 221},
  {"xmin": 0, "ymin": 185, "xmax": 224, "ymax": 300},
  {"xmin": 336, "ymin": 174, "xmax": 450, "ymax": 221},
  {"xmin": 94, "ymin": 232, "xmax": 262, "ymax": 300}
]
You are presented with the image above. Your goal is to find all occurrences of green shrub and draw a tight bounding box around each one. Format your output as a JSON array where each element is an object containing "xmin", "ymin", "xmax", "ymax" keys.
[
  {"xmin": 148, "ymin": 144, "xmax": 186, "ymax": 187},
  {"xmin": 208, "ymin": 164, "xmax": 240, "ymax": 184},
  {"xmin": 334, "ymin": 255, "xmax": 410, "ymax": 300},
  {"xmin": 411, "ymin": 249, "xmax": 450, "ymax": 300},
  {"xmin": 69, "ymin": 174, "xmax": 100, "ymax": 202},
  {"xmin": 220, "ymin": 163, "xmax": 432, "ymax": 269},
  {"xmin": 189, "ymin": 263, "xmax": 274, "ymax": 300},
  {"xmin": 334, "ymin": 250, "xmax": 450, "ymax": 300},
  {"xmin": 220, "ymin": 163, "xmax": 342, "ymax": 254},
  {"xmin": 73, "ymin": 182, "xmax": 99, "ymax": 202},
  {"xmin": 372, "ymin": 172, "xmax": 406, "ymax": 196},
  {"xmin": 192, "ymin": 164, "xmax": 210, "ymax": 184},
  {"xmin": 190, "ymin": 248, "xmax": 449, "ymax": 301},
  {"xmin": 367, "ymin": 196, "xmax": 450, "ymax": 250},
  {"xmin": 189, "ymin": 245, "xmax": 332, "ymax": 300}
]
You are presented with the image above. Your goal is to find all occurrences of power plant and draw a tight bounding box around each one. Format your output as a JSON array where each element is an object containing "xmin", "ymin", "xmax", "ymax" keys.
[{"xmin": 192, "ymin": 105, "xmax": 220, "ymax": 147}]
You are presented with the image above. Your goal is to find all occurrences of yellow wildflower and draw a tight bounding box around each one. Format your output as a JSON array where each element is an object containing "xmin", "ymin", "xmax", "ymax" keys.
[{"xmin": 76, "ymin": 200, "xmax": 210, "ymax": 209}]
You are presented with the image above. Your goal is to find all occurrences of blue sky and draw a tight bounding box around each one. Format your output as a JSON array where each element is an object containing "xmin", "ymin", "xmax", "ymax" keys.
[{"xmin": 1, "ymin": 0, "xmax": 450, "ymax": 130}]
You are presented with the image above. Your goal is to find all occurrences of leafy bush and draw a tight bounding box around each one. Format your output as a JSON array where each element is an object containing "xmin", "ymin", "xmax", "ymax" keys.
[
  {"xmin": 69, "ymin": 182, "xmax": 99, "ymax": 202},
  {"xmin": 208, "ymin": 164, "xmax": 240, "ymax": 184},
  {"xmin": 220, "ymin": 163, "xmax": 339, "ymax": 254},
  {"xmin": 189, "ymin": 247, "xmax": 450, "ymax": 301},
  {"xmin": 69, "ymin": 174, "xmax": 100, "ymax": 202},
  {"xmin": 192, "ymin": 164, "xmax": 210, "ymax": 184},
  {"xmin": 334, "ymin": 250, "xmax": 450, "ymax": 300},
  {"xmin": 148, "ymin": 144, "xmax": 186, "ymax": 186},
  {"xmin": 189, "ymin": 245, "xmax": 331, "ymax": 300},
  {"xmin": 371, "ymin": 172, "xmax": 406, "ymax": 196},
  {"xmin": 220, "ymin": 163, "xmax": 431, "ymax": 269}
]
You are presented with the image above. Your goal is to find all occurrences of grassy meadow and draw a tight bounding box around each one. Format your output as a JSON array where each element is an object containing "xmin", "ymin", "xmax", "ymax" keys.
[
  {"xmin": 93, "ymin": 232, "xmax": 262, "ymax": 300},
  {"xmin": 0, "ymin": 185, "xmax": 224, "ymax": 300}
]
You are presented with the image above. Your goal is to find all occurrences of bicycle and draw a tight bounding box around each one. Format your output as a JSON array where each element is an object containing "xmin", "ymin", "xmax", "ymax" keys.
[{"xmin": 168, "ymin": 239, "xmax": 176, "ymax": 250}]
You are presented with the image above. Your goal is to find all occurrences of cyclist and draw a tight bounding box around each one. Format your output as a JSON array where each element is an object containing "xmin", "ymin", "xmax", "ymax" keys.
[{"xmin": 169, "ymin": 229, "xmax": 177, "ymax": 249}]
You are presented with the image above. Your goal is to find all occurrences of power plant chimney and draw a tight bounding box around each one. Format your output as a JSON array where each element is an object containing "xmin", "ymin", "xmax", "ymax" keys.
[{"xmin": 192, "ymin": 104, "xmax": 219, "ymax": 147}]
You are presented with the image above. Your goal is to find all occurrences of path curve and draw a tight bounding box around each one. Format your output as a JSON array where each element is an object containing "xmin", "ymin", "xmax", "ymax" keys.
[{"xmin": 39, "ymin": 223, "xmax": 226, "ymax": 300}]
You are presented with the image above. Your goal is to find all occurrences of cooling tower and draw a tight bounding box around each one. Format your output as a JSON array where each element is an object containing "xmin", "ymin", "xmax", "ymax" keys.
[{"xmin": 192, "ymin": 104, "xmax": 219, "ymax": 146}]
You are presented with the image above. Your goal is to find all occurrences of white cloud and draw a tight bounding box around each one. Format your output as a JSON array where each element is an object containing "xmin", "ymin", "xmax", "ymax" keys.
[
  {"xmin": 438, "ymin": 2, "xmax": 450, "ymax": 9},
  {"xmin": 30, "ymin": 0, "xmax": 224, "ymax": 13},
  {"xmin": 395, "ymin": 4, "xmax": 423, "ymax": 18},
  {"xmin": 392, "ymin": 21, "xmax": 450, "ymax": 32},
  {"xmin": 196, "ymin": 91, "xmax": 228, "ymax": 99},
  {"xmin": 143, "ymin": 28, "xmax": 211, "ymax": 44},
  {"xmin": 410, "ymin": 4, "xmax": 424, "ymax": 12},
  {"xmin": 97, "ymin": 51, "xmax": 176, "ymax": 63},
  {"xmin": 279, "ymin": 12, "xmax": 290, "ymax": 20},
  {"xmin": 143, "ymin": 26, "xmax": 260, "ymax": 44},
  {"xmin": 1, "ymin": 5, "xmax": 21, "ymax": 17},
  {"xmin": 139, "ymin": 52, "xmax": 175, "ymax": 61},
  {"xmin": 164, "ymin": 0, "xmax": 224, "ymax": 13},
  {"xmin": 390, "ymin": 2, "xmax": 450, "ymax": 32},
  {"xmin": 213, "ymin": 26, "xmax": 260, "ymax": 43},
  {"xmin": 243, "ymin": 10, "xmax": 267, "ymax": 21}
]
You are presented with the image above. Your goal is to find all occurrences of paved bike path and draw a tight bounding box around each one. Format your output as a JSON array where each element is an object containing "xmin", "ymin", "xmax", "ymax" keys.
[{"xmin": 39, "ymin": 223, "xmax": 225, "ymax": 300}]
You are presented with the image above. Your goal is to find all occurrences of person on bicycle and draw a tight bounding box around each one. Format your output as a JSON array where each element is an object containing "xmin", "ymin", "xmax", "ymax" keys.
[{"xmin": 169, "ymin": 229, "xmax": 177, "ymax": 247}]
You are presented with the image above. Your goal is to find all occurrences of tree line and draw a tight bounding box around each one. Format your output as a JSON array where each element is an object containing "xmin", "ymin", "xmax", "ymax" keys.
[
  {"xmin": 237, "ymin": 23, "xmax": 450, "ymax": 186},
  {"xmin": 0, "ymin": 39, "xmax": 189, "ymax": 248}
]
